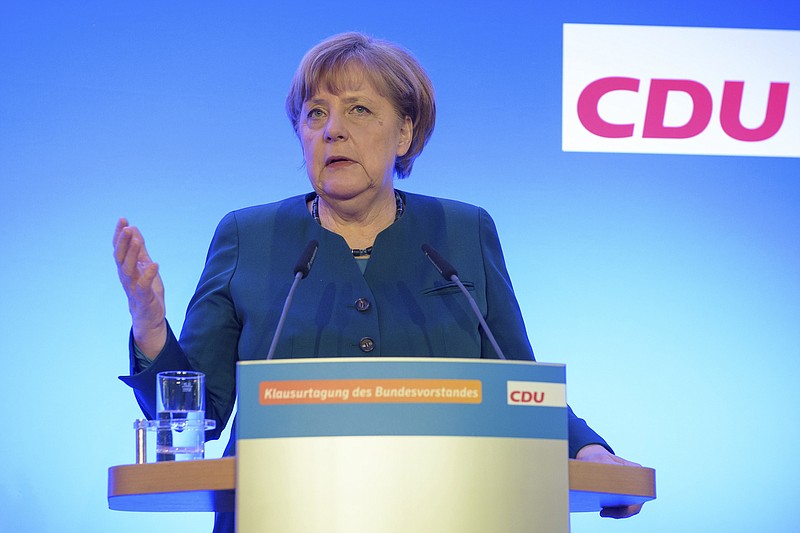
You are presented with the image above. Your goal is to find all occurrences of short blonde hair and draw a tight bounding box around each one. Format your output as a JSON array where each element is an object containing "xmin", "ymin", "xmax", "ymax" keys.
[{"xmin": 286, "ymin": 32, "xmax": 436, "ymax": 179}]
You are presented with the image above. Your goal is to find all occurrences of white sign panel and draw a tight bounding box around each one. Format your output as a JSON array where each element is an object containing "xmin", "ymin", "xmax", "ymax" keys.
[
  {"xmin": 563, "ymin": 24, "xmax": 800, "ymax": 158},
  {"xmin": 507, "ymin": 381, "xmax": 566, "ymax": 407}
]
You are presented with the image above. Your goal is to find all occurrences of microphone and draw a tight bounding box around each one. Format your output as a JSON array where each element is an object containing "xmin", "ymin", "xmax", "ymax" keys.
[
  {"xmin": 421, "ymin": 244, "xmax": 507, "ymax": 360},
  {"xmin": 293, "ymin": 239, "xmax": 319, "ymax": 279},
  {"xmin": 266, "ymin": 240, "xmax": 319, "ymax": 360}
]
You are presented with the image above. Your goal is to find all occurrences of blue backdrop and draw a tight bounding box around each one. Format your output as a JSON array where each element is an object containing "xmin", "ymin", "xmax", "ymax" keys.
[{"xmin": 1, "ymin": 1, "xmax": 798, "ymax": 532}]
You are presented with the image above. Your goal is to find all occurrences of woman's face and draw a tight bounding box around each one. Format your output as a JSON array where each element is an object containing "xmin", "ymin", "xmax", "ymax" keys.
[{"xmin": 299, "ymin": 72, "xmax": 413, "ymax": 203}]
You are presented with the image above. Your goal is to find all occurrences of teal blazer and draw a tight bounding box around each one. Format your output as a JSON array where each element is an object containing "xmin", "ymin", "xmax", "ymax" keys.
[{"xmin": 121, "ymin": 191, "xmax": 611, "ymax": 459}]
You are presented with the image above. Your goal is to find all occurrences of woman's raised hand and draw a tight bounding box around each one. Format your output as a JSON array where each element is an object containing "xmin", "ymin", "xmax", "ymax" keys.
[{"xmin": 113, "ymin": 218, "xmax": 167, "ymax": 359}]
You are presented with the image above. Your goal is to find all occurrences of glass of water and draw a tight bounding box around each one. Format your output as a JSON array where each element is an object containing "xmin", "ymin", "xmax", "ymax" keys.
[{"xmin": 155, "ymin": 371, "xmax": 213, "ymax": 462}]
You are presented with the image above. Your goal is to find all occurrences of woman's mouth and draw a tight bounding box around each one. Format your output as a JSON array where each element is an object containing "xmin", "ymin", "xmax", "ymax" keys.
[{"xmin": 325, "ymin": 156, "xmax": 356, "ymax": 168}]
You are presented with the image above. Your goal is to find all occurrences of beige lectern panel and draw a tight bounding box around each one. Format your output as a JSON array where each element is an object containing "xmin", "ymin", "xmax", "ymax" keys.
[{"xmin": 237, "ymin": 435, "xmax": 569, "ymax": 533}]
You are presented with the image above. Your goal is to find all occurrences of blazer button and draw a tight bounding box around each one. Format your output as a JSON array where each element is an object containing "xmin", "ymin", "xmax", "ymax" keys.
[
  {"xmin": 359, "ymin": 337, "xmax": 375, "ymax": 352},
  {"xmin": 355, "ymin": 297, "xmax": 371, "ymax": 312}
]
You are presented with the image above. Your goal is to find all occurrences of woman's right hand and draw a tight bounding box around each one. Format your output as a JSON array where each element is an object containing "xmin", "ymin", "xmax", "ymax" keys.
[{"xmin": 113, "ymin": 218, "xmax": 167, "ymax": 359}]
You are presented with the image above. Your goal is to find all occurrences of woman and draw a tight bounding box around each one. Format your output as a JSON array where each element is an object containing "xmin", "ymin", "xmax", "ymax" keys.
[{"xmin": 114, "ymin": 32, "xmax": 642, "ymax": 530}]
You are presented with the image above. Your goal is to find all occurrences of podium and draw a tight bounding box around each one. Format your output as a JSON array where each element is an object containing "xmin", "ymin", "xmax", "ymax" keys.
[
  {"xmin": 109, "ymin": 358, "xmax": 656, "ymax": 530},
  {"xmin": 108, "ymin": 457, "xmax": 656, "ymax": 512}
]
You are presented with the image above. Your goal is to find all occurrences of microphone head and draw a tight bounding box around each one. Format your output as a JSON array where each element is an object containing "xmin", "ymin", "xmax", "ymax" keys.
[
  {"xmin": 421, "ymin": 243, "xmax": 458, "ymax": 280},
  {"xmin": 293, "ymin": 240, "xmax": 319, "ymax": 279}
]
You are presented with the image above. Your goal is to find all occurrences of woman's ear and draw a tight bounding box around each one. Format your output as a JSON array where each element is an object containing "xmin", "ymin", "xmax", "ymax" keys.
[{"xmin": 396, "ymin": 116, "xmax": 414, "ymax": 157}]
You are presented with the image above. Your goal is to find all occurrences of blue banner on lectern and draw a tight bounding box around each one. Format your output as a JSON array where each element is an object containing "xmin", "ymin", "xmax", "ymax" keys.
[{"xmin": 238, "ymin": 357, "xmax": 567, "ymax": 440}]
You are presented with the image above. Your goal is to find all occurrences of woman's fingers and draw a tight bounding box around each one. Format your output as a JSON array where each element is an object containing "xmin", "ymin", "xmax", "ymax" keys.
[
  {"xmin": 122, "ymin": 235, "xmax": 142, "ymax": 280},
  {"xmin": 113, "ymin": 219, "xmax": 162, "ymax": 298},
  {"xmin": 113, "ymin": 223, "xmax": 133, "ymax": 267},
  {"xmin": 112, "ymin": 217, "xmax": 129, "ymax": 248},
  {"xmin": 138, "ymin": 260, "xmax": 159, "ymax": 288}
]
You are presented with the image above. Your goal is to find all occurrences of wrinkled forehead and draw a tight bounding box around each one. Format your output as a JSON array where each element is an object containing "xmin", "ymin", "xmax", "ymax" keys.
[{"xmin": 302, "ymin": 60, "xmax": 391, "ymax": 104}]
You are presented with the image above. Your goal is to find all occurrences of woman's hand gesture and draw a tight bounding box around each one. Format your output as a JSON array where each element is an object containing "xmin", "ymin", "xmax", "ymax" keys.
[{"xmin": 113, "ymin": 218, "xmax": 167, "ymax": 359}]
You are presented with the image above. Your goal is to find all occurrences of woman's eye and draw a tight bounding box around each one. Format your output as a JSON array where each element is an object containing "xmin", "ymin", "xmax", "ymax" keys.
[
  {"xmin": 307, "ymin": 108, "xmax": 325, "ymax": 120},
  {"xmin": 352, "ymin": 105, "xmax": 369, "ymax": 115}
]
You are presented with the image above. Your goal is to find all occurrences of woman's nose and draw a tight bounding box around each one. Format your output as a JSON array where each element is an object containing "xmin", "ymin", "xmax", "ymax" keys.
[{"xmin": 324, "ymin": 112, "xmax": 349, "ymax": 142}]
